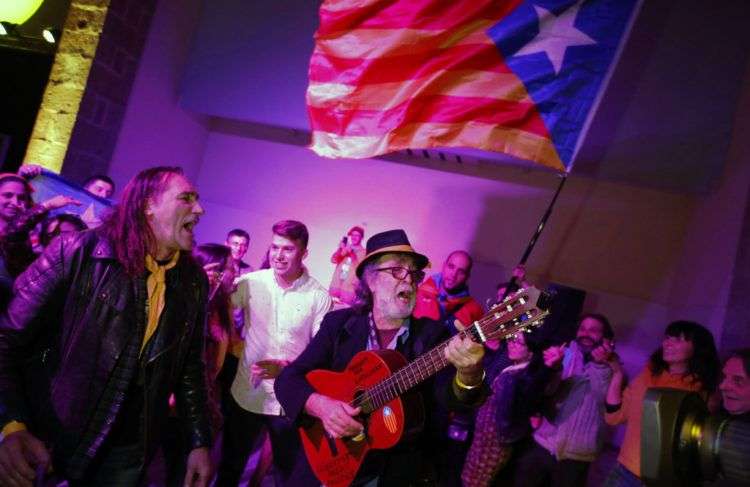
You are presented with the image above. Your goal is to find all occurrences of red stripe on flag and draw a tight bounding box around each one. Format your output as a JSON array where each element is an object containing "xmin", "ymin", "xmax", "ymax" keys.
[
  {"xmin": 318, "ymin": 0, "xmax": 523, "ymax": 35},
  {"xmin": 310, "ymin": 43, "xmax": 512, "ymax": 85},
  {"xmin": 307, "ymin": 0, "xmax": 565, "ymax": 165},
  {"xmin": 309, "ymin": 94, "xmax": 548, "ymax": 137},
  {"xmin": 308, "ymin": 71, "xmax": 530, "ymax": 111}
]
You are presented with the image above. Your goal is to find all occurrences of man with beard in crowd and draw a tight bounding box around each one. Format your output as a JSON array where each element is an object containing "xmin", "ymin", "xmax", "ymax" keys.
[{"xmin": 511, "ymin": 313, "xmax": 617, "ymax": 487}]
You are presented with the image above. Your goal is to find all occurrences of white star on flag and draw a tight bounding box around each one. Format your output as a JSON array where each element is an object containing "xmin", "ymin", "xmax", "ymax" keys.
[
  {"xmin": 516, "ymin": 1, "xmax": 597, "ymax": 75},
  {"xmin": 80, "ymin": 203, "xmax": 99, "ymax": 227}
]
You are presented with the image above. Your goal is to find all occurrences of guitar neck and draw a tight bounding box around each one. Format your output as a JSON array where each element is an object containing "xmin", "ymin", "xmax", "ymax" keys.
[{"xmin": 358, "ymin": 286, "xmax": 549, "ymax": 413}]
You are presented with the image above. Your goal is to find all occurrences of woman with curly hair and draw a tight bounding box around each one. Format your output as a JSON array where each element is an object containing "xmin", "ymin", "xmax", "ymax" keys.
[{"xmin": 603, "ymin": 320, "xmax": 720, "ymax": 487}]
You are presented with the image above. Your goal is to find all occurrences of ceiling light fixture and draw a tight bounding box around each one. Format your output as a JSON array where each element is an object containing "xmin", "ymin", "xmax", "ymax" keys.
[
  {"xmin": 0, "ymin": 1, "xmax": 45, "ymax": 25},
  {"xmin": 42, "ymin": 27, "xmax": 60, "ymax": 43},
  {"xmin": 0, "ymin": 21, "xmax": 19, "ymax": 37}
]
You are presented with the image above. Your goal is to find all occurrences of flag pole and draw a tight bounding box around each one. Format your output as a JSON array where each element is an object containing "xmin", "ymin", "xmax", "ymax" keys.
[{"xmin": 502, "ymin": 173, "xmax": 568, "ymax": 300}]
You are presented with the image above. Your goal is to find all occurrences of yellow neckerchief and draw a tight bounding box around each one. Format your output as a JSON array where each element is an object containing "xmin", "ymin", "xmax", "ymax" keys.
[{"xmin": 142, "ymin": 251, "xmax": 180, "ymax": 354}]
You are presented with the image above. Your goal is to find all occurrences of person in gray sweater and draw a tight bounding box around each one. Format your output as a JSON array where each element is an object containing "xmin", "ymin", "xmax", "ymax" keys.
[{"xmin": 512, "ymin": 313, "xmax": 617, "ymax": 487}]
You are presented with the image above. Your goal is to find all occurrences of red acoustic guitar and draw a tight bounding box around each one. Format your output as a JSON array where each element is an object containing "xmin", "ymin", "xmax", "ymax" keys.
[{"xmin": 299, "ymin": 286, "xmax": 551, "ymax": 487}]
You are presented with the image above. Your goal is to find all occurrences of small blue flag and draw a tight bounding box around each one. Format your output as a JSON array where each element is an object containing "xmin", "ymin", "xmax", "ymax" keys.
[{"xmin": 30, "ymin": 170, "xmax": 113, "ymax": 228}]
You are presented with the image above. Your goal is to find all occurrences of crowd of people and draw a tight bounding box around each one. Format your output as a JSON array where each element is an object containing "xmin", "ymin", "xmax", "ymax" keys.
[{"xmin": 0, "ymin": 165, "xmax": 748, "ymax": 487}]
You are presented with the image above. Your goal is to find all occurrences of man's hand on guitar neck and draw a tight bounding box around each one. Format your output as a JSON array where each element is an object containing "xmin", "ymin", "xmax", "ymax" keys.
[
  {"xmin": 444, "ymin": 334, "xmax": 485, "ymax": 386},
  {"xmin": 305, "ymin": 393, "xmax": 363, "ymax": 439}
]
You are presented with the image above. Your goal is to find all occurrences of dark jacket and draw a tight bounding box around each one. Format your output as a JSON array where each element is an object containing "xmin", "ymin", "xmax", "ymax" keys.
[
  {"xmin": 1, "ymin": 205, "xmax": 50, "ymax": 308},
  {"xmin": 275, "ymin": 307, "xmax": 488, "ymax": 486},
  {"xmin": 0, "ymin": 204, "xmax": 48, "ymax": 278},
  {"xmin": 0, "ymin": 230, "xmax": 211, "ymax": 479},
  {"xmin": 0, "ymin": 257, "xmax": 11, "ymax": 310}
]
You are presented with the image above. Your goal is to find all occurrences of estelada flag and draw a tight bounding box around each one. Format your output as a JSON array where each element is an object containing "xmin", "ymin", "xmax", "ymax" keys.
[
  {"xmin": 307, "ymin": 0, "xmax": 642, "ymax": 172},
  {"xmin": 30, "ymin": 170, "xmax": 113, "ymax": 228}
]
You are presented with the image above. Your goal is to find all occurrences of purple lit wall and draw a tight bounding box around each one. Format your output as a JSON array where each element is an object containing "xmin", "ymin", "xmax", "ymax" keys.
[
  {"xmin": 188, "ymin": 125, "xmax": 750, "ymax": 378},
  {"xmin": 178, "ymin": 0, "xmax": 750, "ymax": 193},
  {"xmin": 108, "ymin": 0, "xmax": 210, "ymax": 187},
  {"xmin": 180, "ymin": 0, "xmax": 319, "ymax": 131},
  {"xmin": 106, "ymin": 0, "xmax": 750, "ymax": 382}
]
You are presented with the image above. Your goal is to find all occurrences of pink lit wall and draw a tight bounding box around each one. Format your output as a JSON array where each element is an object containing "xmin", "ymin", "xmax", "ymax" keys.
[
  {"xmin": 107, "ymin": 0, "xmax": 209, "ymax": 191},
  {"xmin": 104, "ymin": 0, "xmax": 750, "ymax": 378},
  {"xmin": 191, "ymin": 125, "xmax": 750, "ymax": 376}
]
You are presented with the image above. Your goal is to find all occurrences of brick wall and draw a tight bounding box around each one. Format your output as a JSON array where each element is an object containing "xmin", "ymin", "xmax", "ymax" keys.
[
  {"xmin": 60, "ymin": 0, "xmax": 157, "ymax": 184},
  {"xmin": 24, "ymin": 0, "xmax": 110, "ymax": 172},
  {"xmin": 24, "ymin": 0, "xmax": 157, "ymax": 183}
]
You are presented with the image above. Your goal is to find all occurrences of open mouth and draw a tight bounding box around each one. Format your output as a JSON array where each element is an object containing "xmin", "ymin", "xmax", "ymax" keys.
[
  {"xmin": 182, "ymin": 220, "xmax": 197, "ymax": 234},
  {"xmin": 396, "ymin": 290, "xmax": 412, "ymax": 303}
]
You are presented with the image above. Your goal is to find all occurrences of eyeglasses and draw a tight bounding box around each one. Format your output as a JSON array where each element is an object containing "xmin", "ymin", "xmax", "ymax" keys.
[{"xmin": 375, "ymin": 266, "xmax": 425, "ymax": 283}]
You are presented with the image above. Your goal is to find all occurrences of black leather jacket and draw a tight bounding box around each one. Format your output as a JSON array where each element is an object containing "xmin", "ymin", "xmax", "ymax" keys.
[
  {"xmin": 0, "ymin": 204, "xmax": 49, "ymax": 307},
  {"xmin": 0, "ymin": 230, "xmax": 211, "ymax": 477}
]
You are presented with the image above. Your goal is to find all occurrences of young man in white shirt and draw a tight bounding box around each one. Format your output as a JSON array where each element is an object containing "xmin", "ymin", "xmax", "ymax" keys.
[{"xmin": 216, "ymin": 220, "xmax": 332, "ymax": 486}]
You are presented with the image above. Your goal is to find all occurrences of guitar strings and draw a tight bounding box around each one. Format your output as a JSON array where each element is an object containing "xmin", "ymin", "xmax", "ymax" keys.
[{"xmin": 348, "ymin": 297, "xmax": 547, "ymax": 410}]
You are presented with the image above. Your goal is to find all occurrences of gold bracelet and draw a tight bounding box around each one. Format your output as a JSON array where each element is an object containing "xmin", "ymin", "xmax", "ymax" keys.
[
  {"xmin": 454, "ymin": 370, "xmax": 485, "ymax": 390},
  {"xmin": 0, "ymin": 420, "xmax": 27, "ymax": 440}
]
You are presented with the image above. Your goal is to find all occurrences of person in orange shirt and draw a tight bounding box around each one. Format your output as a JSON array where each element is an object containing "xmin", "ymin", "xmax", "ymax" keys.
[{"xmin": 602, "ymin": 321, "xmax": 720, "ymax": 487}]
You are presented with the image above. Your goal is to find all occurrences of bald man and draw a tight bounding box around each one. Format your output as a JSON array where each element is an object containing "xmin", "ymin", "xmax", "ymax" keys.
[{"xmin": 413, "ymin": 250, "xmax": 485, "ymax": 486}]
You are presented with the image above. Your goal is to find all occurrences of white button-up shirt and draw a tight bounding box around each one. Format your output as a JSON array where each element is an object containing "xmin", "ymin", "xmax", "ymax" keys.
[{"xmin": 230, "ymin": 268, "xmax": 332, "ymax": 415}]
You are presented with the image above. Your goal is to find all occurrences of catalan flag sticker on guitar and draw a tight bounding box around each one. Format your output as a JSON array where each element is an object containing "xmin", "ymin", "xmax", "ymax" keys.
[{"xmin": 382, "ymin": 406, "xmax": 398, "ymax": 434}]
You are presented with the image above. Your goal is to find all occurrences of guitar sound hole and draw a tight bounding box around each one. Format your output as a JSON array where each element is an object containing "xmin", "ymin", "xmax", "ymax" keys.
[
  {"xmin": 353, "ymin": 389, "xmax": 371, "ymax": 414},
  {"xmin": 352, "ymin": 389, "xmax": 372, "ymax": 439}
]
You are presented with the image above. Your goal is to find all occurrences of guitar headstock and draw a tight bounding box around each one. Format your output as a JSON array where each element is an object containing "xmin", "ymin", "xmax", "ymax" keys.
[{"xmin": 468, "ymin": 286, "xmax": 551, "ymax": 344}]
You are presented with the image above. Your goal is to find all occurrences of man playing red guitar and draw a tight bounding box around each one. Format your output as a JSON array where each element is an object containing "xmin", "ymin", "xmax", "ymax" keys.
[{"xmin": 275, "ymin": 229, "xmax": 487, "ymax": 486}]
